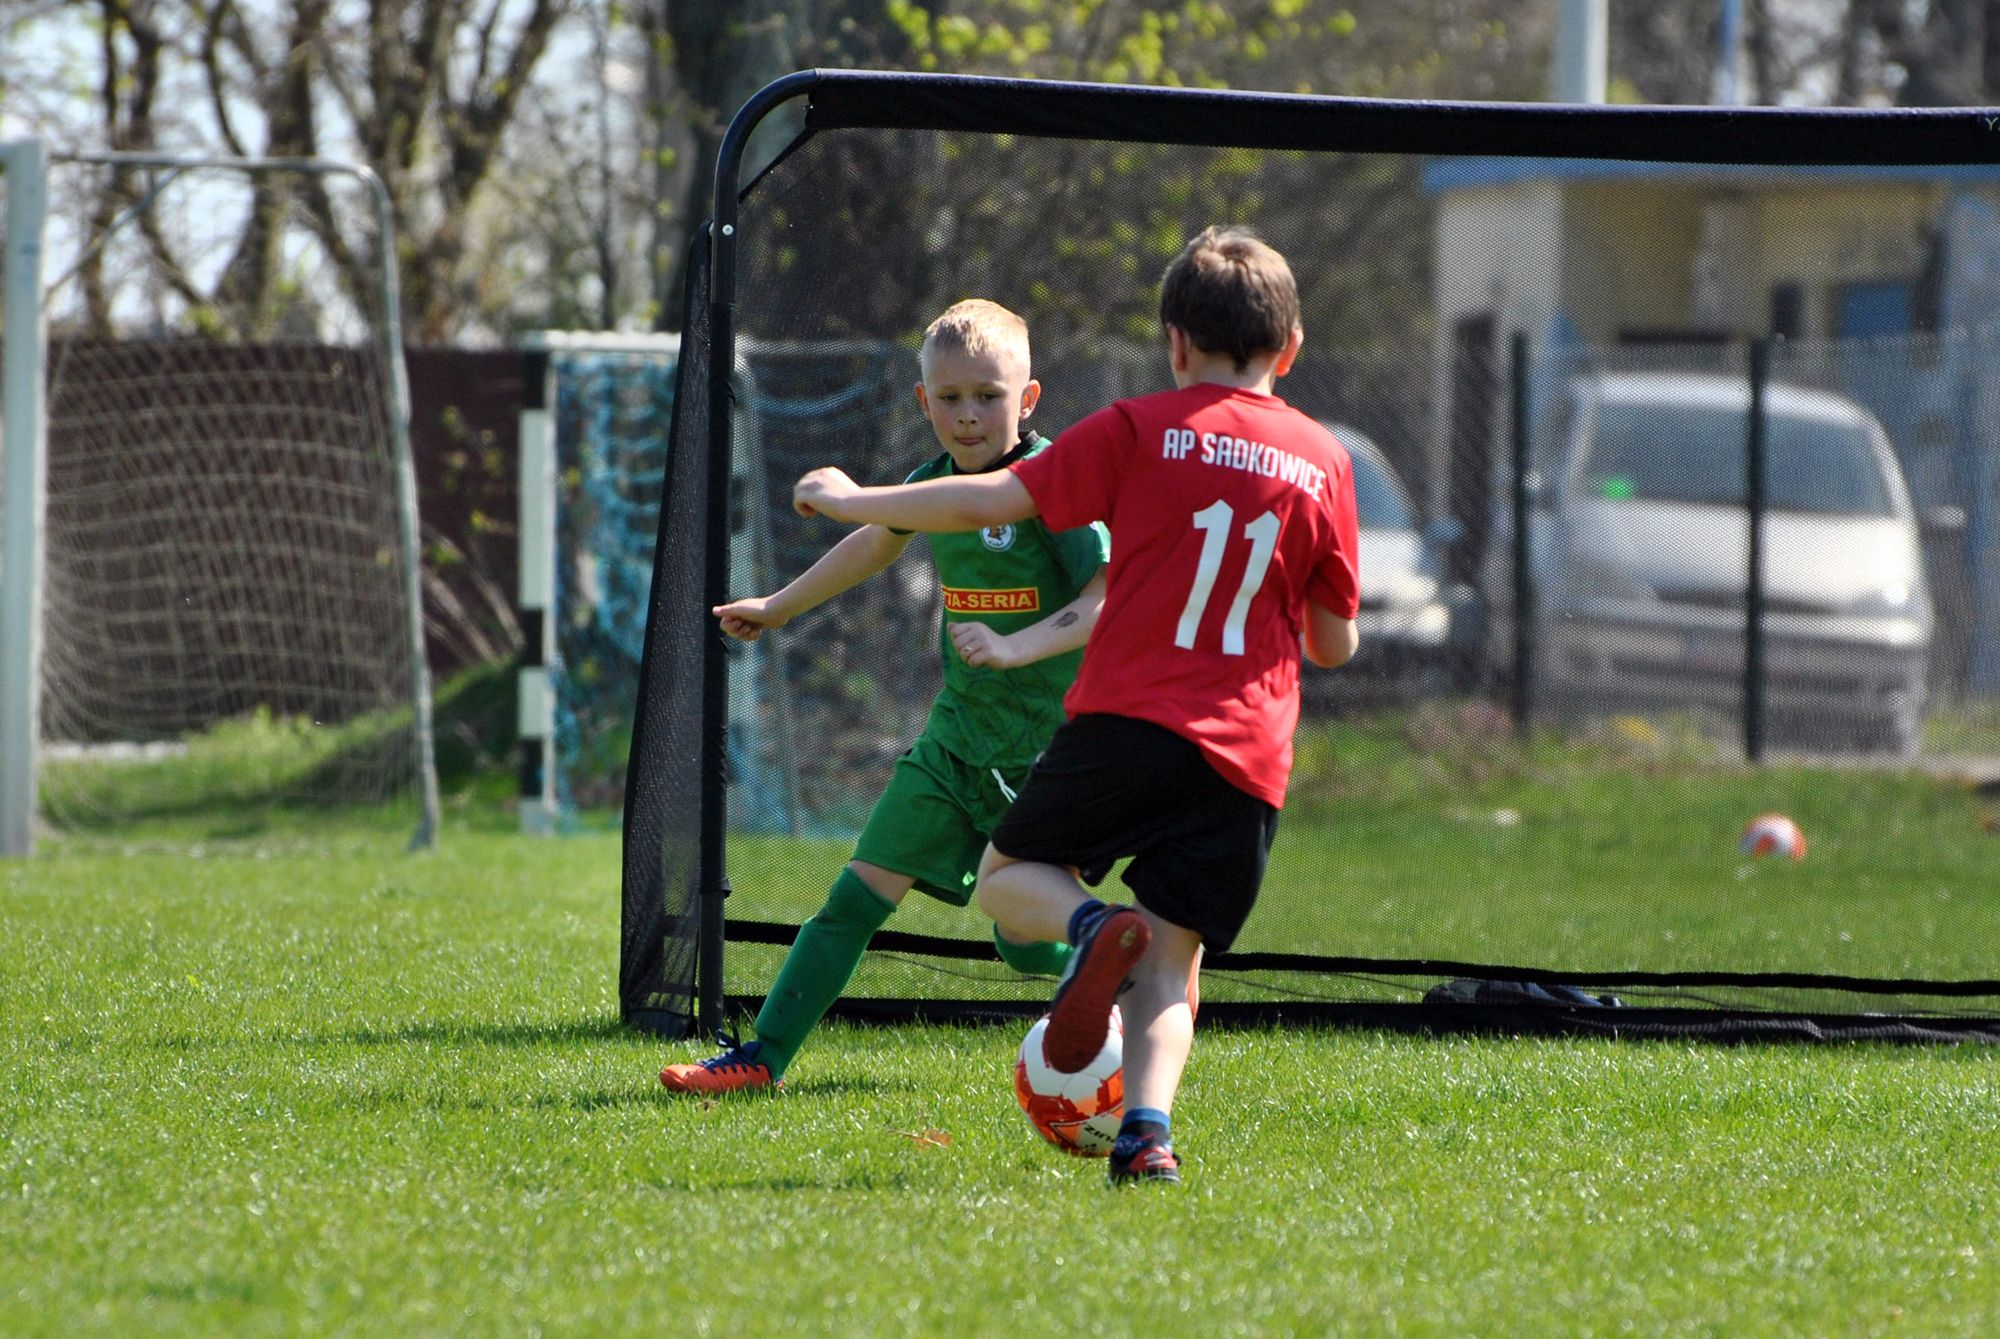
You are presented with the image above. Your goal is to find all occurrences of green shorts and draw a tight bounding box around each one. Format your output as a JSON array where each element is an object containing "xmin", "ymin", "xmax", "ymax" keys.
[{"xmin": 852, "ymin": 735, "xmax": 1034, "ymax": 906}]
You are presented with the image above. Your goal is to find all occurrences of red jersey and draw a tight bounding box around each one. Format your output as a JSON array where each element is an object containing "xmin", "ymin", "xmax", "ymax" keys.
[{"xmin": 1010, "ymin": 383, "xmax": 1360, "ymax": 807}]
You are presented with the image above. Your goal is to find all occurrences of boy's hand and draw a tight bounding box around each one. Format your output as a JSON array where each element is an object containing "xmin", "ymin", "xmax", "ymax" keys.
[
  {"xmin": 713, "ymin": 596, "xmax": 785, "ymax": 642},
  {"xmin": 794, "ymin": 467, "xmax": 860, "ymax": 520},
  {"xmin": 949, "ymin": 620, "xmax": 1020, "ymax": 670}
]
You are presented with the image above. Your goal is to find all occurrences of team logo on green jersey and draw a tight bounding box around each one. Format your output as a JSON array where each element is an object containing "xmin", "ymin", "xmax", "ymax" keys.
[
  {"xmin": 980, "ymin": 523, "xmax": 1016, "ymax": 551},
  {"xmin": 944, "ymin": 586, "xmax": 1039, "ymax": 614}
]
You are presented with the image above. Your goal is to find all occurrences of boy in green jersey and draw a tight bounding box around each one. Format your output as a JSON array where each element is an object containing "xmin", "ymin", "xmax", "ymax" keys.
[{"xmin": 661, "ymin": 299, "xmax": 1109, "ymax": 1093}]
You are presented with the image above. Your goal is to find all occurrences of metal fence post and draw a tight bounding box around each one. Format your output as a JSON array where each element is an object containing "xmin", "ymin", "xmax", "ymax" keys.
[
  {"xmin": 1510, "ymin": 331, "xmax": 1535, "ymax": 733},
  {"xmin": 1744, "ymin": 336, "xmax": 1771, "ymax": 762}
]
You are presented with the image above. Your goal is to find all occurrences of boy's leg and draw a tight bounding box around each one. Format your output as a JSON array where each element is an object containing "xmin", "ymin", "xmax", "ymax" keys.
[
  {"xmin": 750, "ymin": 862, "xmax": 907, "ymax": 1076},
  {"xmin": 977, "ymin": 763, "xmax": 1072, "ymax": 979},
  {"xmin": 1105, "ymin": 781, "xmax": 1275, "ymax": 1184},
  {"xmin": 981, "ymin": 845, "xmax": 1149, "ymax": 1073},
  {"xmin": 978, "ymin": 716, "xmax": 1199, "ymax": 1072},
  {"xmin": 1118, "ymin": 911, "xmax": 1202, "ymax": 1116},
  {"xmin": 976, "ymin": 847, "xmax": 1091, "ymax": 943},
  {"xmin": 1107, "ymin": 911, "xmax": 1202, "ymax": 1186},
  {"xmin": 660, "ymin": 863, "xmax": 904, "ymax": 1092},
  {"xmin": 991, "ymin": 924, "xmax": 1071, "ymax": 977}
]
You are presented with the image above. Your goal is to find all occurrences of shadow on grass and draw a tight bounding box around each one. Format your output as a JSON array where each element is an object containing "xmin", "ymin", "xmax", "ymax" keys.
[
  {"xmin": 324, "ymin": 1085, "xmax": 665, "ymax": 1115},
  {"xmin": 334, "ymin": 1017, "xmax": 634, "ymax": 1048},
  {"xmin": 117, "ymin": 1015, "xmax": 635, "ymax": 1053},
  {"xmin": 703, "ymin": 1172, "xmax": 917, "ymax": 1194},
  {"xmin": 642, "ymin": 1075, "xmax": 900, "ymax": 1104},
  {"xmin": 773, "ymin": 1075, "xmax": 900, "ymax": 1099},
  {"xmin": 525, "ymin": 1088, "xmax": 663, "ymax": 1112}
]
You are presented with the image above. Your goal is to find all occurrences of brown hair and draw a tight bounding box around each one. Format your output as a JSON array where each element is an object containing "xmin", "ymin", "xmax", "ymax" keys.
[
  {"xmin": 921, "ymin": 299, "xmax": 1031, "ymax": 374},
  {"xmin": 1158, "ymin": 227, "xmax": 1299, "ymax": 371}
]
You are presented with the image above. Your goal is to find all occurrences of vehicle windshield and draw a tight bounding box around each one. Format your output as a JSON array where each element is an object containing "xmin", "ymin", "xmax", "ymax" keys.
[
  {"xmin": 1349, "ymin": 446, "xmax": 1414, "ymax": 530},
  {"xmin": 1578, "ymin": 400, "xmax": 1895, "ymax": 516}
]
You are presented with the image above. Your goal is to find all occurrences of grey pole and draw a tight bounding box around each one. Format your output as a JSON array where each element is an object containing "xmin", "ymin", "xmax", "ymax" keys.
[
  {"xmin": 1509, "ymin": 331, "xmax": 1536, "ymax": 733},
  {"xmin": 1, "ymin": 141, "xmax": 48, "ymax": 857},
  {"xmin": 1744, "ymin": 337, "xmax": 1772, "ymax": 762}
]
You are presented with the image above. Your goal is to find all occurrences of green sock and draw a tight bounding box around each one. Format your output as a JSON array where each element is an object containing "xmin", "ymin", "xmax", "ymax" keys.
[
  {"xmin": 993, "ymin": 924, "xmax": 1072, "ymax": 977},
  {"xmin": 752, "ymin": 868, "xmax": 895, "ymax": 1078}
]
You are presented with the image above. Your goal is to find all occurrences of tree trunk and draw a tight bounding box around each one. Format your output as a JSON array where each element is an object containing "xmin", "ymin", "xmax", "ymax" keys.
[{"xmin": 647, "ymin": 1, "xmax": 807, "ymax": 330}]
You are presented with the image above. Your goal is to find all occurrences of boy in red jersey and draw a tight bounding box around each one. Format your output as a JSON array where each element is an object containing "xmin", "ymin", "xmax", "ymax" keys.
[{"xmin": 794, "ymin": 228, "xmax": 1360, "ymax": 1186}]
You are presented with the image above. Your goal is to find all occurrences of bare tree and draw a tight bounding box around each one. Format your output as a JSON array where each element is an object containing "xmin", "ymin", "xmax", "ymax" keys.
[
  {"xmin": 637, "ymin": 1, "xmax": 916, "ymax": 329},
  {"xmin": 28, "ymin": 0, "xmax": 577, "ymax": 341},
  {"xmin": 1856, "ymin": 0, "xmax": 2000, "ymax": 105}
]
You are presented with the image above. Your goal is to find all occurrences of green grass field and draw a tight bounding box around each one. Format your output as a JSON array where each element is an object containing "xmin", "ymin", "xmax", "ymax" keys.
[{"xmin": 6, "ymin": 721, "xmax": 2000, "ymax": 1335}]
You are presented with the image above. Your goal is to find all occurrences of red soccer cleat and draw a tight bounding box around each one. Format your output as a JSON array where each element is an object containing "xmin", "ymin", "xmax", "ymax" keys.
[
  {"xmin": 1107, "ymin": 1132, "xmax": 1182, "ymax": 1186},
  {"xmin": 1043, "ymin": 907, "xmax": 1150, "ymax": 1073},
  {"xmin": 659, "ymin": 1039, "xmax": 780, "ymax": 1094}
]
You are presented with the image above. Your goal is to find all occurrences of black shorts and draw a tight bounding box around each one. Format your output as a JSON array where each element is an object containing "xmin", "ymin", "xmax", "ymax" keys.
[{"xmin": 989, "ymin": 713, "xmax": 1279, "ymax": 952}]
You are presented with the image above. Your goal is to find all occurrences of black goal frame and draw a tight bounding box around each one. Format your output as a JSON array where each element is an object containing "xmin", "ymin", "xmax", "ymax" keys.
[{"xmin": 621, "ymin": 68, "xmax": 2000, "ymax": 1044}]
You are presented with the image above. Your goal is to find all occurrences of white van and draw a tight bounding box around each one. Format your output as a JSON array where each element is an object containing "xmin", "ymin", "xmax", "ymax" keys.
[
  {"xmin": 1302, "ymin": 424, "xmax": 1471, "ymax": 702},
  {"xmin": 1489, "ymin": 371, "xmax": 1932, "ymax": 755}
]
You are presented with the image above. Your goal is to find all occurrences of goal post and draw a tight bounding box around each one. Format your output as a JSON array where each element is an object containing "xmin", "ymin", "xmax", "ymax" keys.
[
  {"xmin": 2, "ymin": 140, "xmax": 49, "ymax": 857},
  {"xmin": 523, "ymin": 329, "xmax": 883, "ymax": 840},
  {"xmin": 11, "ymin": 150, "xmax": 439, "ymax": 850},
  {"xmin": 511, "ymin": 330, "xmax": 706, "ymax": 837}
]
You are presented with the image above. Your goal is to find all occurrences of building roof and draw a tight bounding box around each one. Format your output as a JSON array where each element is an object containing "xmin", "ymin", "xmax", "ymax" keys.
[{"xmin": 1424, "ymin": 157, "xmax": 2000, "ymax": 195}]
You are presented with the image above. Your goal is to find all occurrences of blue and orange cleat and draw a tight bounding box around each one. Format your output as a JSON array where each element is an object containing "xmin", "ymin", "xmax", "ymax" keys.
[
  {"xmin": 1044, "ymin": 906, "xmax": 1150, "ymax": 1072},
  {"xmin": 659, "ymin": 1037, "xmax": 781, "ymax": 1094},
  {"xmin": 1107, "ymin": 1131, "xmax": 1181, "ymax": 1186}
]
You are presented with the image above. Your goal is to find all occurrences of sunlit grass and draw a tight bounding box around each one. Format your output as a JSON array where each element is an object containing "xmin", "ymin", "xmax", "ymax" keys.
[
  {"xmin": 5, "ymin": 833, "xmax": 1998, "ymax": 1336},
  {"xmin": 8, "ymin": 705, "xmax": 1999, "ymax": 1334}
]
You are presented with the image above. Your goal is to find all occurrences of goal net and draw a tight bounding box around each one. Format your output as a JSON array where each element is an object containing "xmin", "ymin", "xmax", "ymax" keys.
[
  {"xmin": 526, "ymin": 333, "xmax": 845, "ymax": 831},
  {"xmin": 623, "ymin": 73, "xmax": 2000, "ymax": 1040},
  {"xmin": 3, "ymin": 151, "xmax": 437, "ymax": 851}
]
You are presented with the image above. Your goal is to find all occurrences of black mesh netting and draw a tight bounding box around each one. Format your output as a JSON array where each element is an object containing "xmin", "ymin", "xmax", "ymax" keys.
[
  {"xmin": 619, "ymin": 235, "xmax": 713, "ymax": 1036},
  {"xmin": 625, "ymin": 75, "xmax": 2000, "ymax": 1040}
]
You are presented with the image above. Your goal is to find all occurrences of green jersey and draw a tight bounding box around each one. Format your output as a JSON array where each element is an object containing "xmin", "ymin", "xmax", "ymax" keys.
[{"xmin": 895, "ymin": 433, "xmax": 1110, "ymax": 768}]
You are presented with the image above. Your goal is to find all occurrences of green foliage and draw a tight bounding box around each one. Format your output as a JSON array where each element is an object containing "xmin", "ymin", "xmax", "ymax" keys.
[
  {"xmin": 879, "ymin": 0, "xmax": 1542, "ymax": 98},
  {"xmin": 428, "ymin": 660, "xmax": 524, "ymax": 797}
]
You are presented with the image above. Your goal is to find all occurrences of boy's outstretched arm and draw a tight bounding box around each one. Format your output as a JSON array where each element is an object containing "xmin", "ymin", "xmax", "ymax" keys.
[
  {"xmin": 713, "ymin": 524, "xmax": 913, "ymax": 641},
  {"xmin": 952, "ymin": 569, "xmax": 1108, "ymax": 670},
  {"xmin": 1303, "ymin": 600, "xmax": 1360, "ymax": 669},
  {"xmin": 795, "ymin": 466, "xmax": 1037, "ymax": 532}
]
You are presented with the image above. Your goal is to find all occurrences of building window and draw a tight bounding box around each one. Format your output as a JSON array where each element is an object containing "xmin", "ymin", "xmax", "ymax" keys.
[
  {"xmin": 1769, "ymin": 282, "xmax": 1805, "ymax": 340},
  {"xmin": 1832, "ymin": 280, "xmax": 1914, "ymax": 339}
]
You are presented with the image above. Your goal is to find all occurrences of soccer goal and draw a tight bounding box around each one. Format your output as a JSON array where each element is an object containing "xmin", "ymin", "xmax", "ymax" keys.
[
  {"xmin": 515, "ymin": 330, "xmax": 859, "ymax": 836},
  {"xmin": 623, "ymin": 71, "xmax": 2000, "ymax": 1041},
  {"xmin": 0, "ymin": 147, "xmax": 438, "ymax": 853}
]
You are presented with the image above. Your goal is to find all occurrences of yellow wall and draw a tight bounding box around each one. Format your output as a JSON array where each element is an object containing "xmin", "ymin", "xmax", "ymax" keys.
[
  {"xmin": 1556, "ymin": 178, "xmax": 1945, "ymax": 341},
  {"xmin": 1561, "ymin": 183, "xmax": 1707, "ymax": 340},
  {"xmin": 1753, "ymin": 184, "xmax": 1943, "ymax": 336}
]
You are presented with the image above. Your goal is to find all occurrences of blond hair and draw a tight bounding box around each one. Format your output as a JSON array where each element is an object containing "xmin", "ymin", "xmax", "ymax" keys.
[{"xmin": 921, "ymin": 299, "xmax": 1031, "ymax": 372}]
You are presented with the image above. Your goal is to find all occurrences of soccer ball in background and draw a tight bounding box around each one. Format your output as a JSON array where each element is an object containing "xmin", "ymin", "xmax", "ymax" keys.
[
  {"xmin": 1014, "ymin": 1007, "xmax": 1124, "ymax": 1156},
  {"xmin": 1740, "ymin": 813, "xmax": 1808, "ymax": 860}
]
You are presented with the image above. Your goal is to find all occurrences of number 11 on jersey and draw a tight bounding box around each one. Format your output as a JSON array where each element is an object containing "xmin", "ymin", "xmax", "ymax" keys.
[{"xmin": 1174, "ymin": 500, "xmax": 1281, "ymax": 655}]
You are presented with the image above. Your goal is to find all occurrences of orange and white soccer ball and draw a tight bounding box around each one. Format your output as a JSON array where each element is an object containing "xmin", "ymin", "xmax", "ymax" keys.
[
  {"xmin": 1013, "ymin": 1006, "xmax": 1124, "ymax": 1156},
  {"xmin": 1740, "ymin": 813, "xmax": 1807, "ymax": 859}
]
